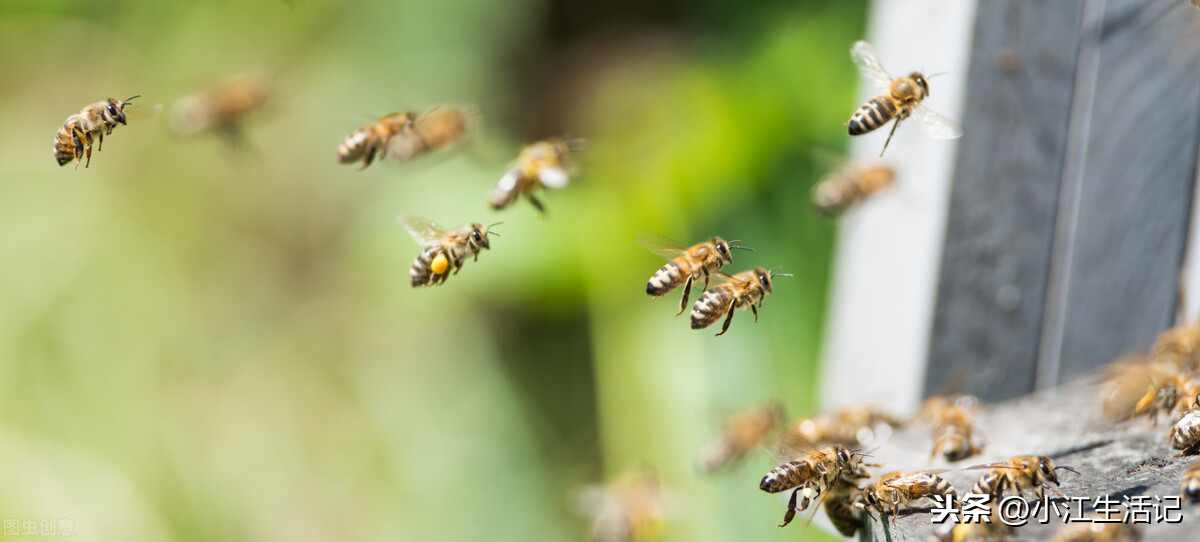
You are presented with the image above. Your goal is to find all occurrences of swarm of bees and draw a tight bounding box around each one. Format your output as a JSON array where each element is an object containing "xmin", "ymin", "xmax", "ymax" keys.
[
  {"xmin": 778, "ymin": 404, "xmax": 902, "ymax": 451},
  {"xmin": 53, "ymin": 95, "xmax": 141, "ymax": 169}
]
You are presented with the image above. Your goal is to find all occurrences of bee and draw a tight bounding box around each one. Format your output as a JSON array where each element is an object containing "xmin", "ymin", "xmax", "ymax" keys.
[
  {"xmin": 968, "ymin": 456, "xmax": 1079, "ymax": 500},
  {"xmin": 690, "ymin": 267, "xmax": 788, "ymax": 336},
  {"xmin": 860, "ymin": 470, "xmax": 956, "ymax": 523},
  {"xmin": 575, "ymin": 470, "xmax": 668, "ymax": 542},
  {"xmin": 780, "ymin": 405, "xmax": 902, "ymax": 451},
  {"xmin": 759, "ymin": 445, "xmax": 871, "ymax": 528},
  {"xmin": 1050, "ymin": 521, "xmax": 1141, "ymax": 542},
  {"xmin": 53, "ymin": 95, "xmax": 141, "ymax": 169},
  {"xmin": 848, "ymin": 41, "xmax": 962, "ymax": 156},
  {"xmin": 1183, "ymin": 458, "xmax": 1200, "ymax": 503},
  {"xmin": 823, "ymin": 480, "xmax": 866, "ymax": 537},
  {"xmin": 490, "ymin": 138, "xmax": 577, "ymax": 212},
  {"xmin": 1169, "ymin": 396, "xmax": 1200, "ymax": 454},
  {"xmin": 399, "ymin": 215, "xmax": 497, "ymax": 287},
  {"xmin": 386, "ymin": 105, "xmax": 470, "ymax": 163},
  {"xmin": 929, "ymin": 399, "xmax": 983, "ymax": 462},
  {"xmin": 638, "ymin": 233, "xmax": 752, "ymax": 317},
  {"xmin": 337, "ymin": 113, "xmax": 418, "ymax": 169},
  {"xmin": 170, "ymin": 72, "xmax": 272, "ymax": 140},
  {"xmin": 1133, "ymin": 371, "xmax": 1198, "ymax": 425},
  {"xmin": 698, "ymin": 402, "xmax": 785, "ymax": 473},
  {"xmin": 810, "ymin": 163, "xmax": 896, "ymax": 215}
]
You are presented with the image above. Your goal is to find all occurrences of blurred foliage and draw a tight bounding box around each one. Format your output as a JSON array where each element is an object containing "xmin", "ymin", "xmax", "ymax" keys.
[{"xmin": 0, "ymin": 0, "xmax": 864, "ymax": 540}]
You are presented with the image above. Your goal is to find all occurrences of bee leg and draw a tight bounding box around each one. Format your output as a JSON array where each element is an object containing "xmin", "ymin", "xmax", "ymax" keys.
[
  {"xmin": 715, "ymin": 309, "xmax": 735, "ymax": 336},
  {"xmin": 527, "ymin": 193, "xmax": 546, "ymax": 215},
  {"xmin": 879, "ymin": 115, "xmax": 905, "ymax": 157},
  {"xmin": 360, "ymin": 146, "xmax": 376, "ymax": 170},
  {"xmin": 751, "ymin": 303, "xmax": 759, "ymax": 323},
  {"xmin": 675, "ymin": 275, "xmax": 693, "ymax": 316},
  {"xmin": 83, "ymin": 132, "xmax": 93, "ymax": 168},
  {"xmin": 97, "ymin": 131, "xmax": 104, "ymax": 152},
  {"xmin": 778, "ymin": 488, "xmax": 799, "ymax": 527}
]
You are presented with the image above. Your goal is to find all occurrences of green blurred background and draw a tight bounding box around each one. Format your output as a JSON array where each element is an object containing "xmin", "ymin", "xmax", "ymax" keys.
[{"xmin": 0, "ymin": 0, "xmax": 866, "ymax": 540}]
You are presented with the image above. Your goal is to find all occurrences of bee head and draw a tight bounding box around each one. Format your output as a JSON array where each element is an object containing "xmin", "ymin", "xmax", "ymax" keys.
[
  {"xmin": 469, "ymin": 223, "xmax": 490, "ymax": 250},
  {"xmin": 712, "ymin": 237, "xmax": 733, "ymax": 264},
  {"xmin": 863, "ymin": 488, "xmax": 879, "ymax": 508},
  {"xmin": 114, "ymin": 95, "xmax": 140, "ymax": 125},
  {"xmin": 755, "ymin": 267, "xmax": 773, "ymax": 294},
  {"xmin": 910, "ymin": 73, "xmax": 929, "ymax": 98}
]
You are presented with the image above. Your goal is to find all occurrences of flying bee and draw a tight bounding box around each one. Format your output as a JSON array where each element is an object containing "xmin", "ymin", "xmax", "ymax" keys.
[
  {"xmin": 859, "ymin": 470, "xmax": 956, "ymax": 523},
  {"xmin": 1183, "ymin": 458, "xmax": 1200, "ymax": 503},
  {"xmin": 337, "ymin": 112, "xmax": 417, "ymax": 169},
  {"xmin": 575, "ymin": 469, "xmax": 669, "ymax": 542},
  {"xmin": 810, "ymin": 163, "xmax": 896, "ymax": 215},
  {"xmin": 399, "ymin": 215, "xmax": 498, "ymax": 287},
  {"xmin": 848, "ymin": 41, "xmax": 962, "ymax": 156},
  {"xmin": 53, "ymin": 95, "xmax": 141, "ymax": 169},
  {"xmin": 968, "ymin": 456, "xmax": 1079, "ymax": 500},
  {"xmin": 170, "ymin": 72, "xmax": 272, "ymax": 141},
  {"xmin": 690, "ymin": 267, "xmax": 789, "ymax": 336},
  {"xmin": 386, "ymin": 105, "xmax": 470, "ymax": 163},
  {"xmin": 638, "ymin": 232, "xmax": 752, "ymax": 316},
  {"xmin": 930, "ymin": 403, "xmax": 983, "ymax": 462},
  {"xmin": 490, "ymin": 137, "xmax": 579, "ymax": 212},
  {"xmin": 1169, "ymin": 396, "xmax": 1200, "ymax": 455},
  {"xmin": 759, "ymin": 445, "xmax": 872, "ymax": 528},
  {"xmin": 782, "ymin": 404, "xmax": 903, "ymax": 451},
  {"xmin": 699, "ymin": 402, "xmax": 785, "ymax": 473},
  {"xmin": 1133, "ymin": 371, "xmax": 1198, "ymax": 425}
]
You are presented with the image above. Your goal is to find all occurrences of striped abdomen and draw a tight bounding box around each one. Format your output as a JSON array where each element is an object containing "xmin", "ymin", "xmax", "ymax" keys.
[
  {"xmin": 922, "ymin": 474, "xmax": 957, "ymax": 501},
  {"xmin": 646, "ymin": 257, "xmax": 696, "ymax": 297},
  {"xmin": 410, "ymin": 246, "xmax": 448, "ymax": 287},
  {"xmin": 54, "ymin": 115, "xmax": 86, "ymax": 166},
  {"xmin": 824, "ymin": 495, "xmax": 862, "ymax": 537},
  {"xmin": 968, "ymin": 469, "xmax": 1009, "ymax": 498},
  {"xmin": 1184, "ymin": 459, "xmax": 1200, "ymax": 502},
  {"xmin": 847, "ymin": 96, "xmax": 899, "ymax": 136},
  {"xmin": 338, "ymin": 128, "xmax": 377, "ymax": 164},
  {"xmin": 690, "ymin": 285, "xmax": 735, "ymax": 329},
  {"xmin": 760, "ymin": 460, "xmax": 815, "ymax": 493}
]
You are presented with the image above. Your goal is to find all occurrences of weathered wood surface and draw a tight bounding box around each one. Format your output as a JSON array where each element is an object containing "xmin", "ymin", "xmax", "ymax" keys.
[
  {"xmin": 855, "ymin": 380, "xmax": 1198, "ymax": 541},
  {"xmin": 925, "ymin": 0, "xmax": 1200, "ymax": 401},
  {"xmin": 925, "ymin": 0, "xmax": 1086, "ymax": 401}
]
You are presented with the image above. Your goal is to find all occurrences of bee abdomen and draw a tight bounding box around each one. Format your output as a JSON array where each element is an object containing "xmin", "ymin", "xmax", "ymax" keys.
[
  {"xmin": 969, "ymin": 470, "xmax": 1006, "ymax": 497},
  {"xmin": 760, "ymin": 461, "xmax": 805, "ymax": 493},
  {"xmin": 338, "ymin": 130, "xmax": 371, "ymax": 163},
  {"xmin": 930, "ymin": 475, "xmax": 955, "ymax": 498},
  {"xmin": 1184, "ymin": 461, "xmax": 1200, "ymax": 502},
  {"xmin": 824, "ymin": 500, "xmax": 862, "ymax": 537},
  {"xmin": 410, "ymin": 246, "xmax": 442, "ymax": 288},
  {"xmin": 53, "ymin": 117, "xmax": 82, "ymax": 166},
  {"xmin": 646, "ymin": 260, "xmax": 687, "ymax": 296},
  {"xmin": 848, "ymin": 96, "xmax": 897, "ymax": 136},
  {"xmin": 690, "ymin": 289, "xmax": 729, "ymax": 329}
]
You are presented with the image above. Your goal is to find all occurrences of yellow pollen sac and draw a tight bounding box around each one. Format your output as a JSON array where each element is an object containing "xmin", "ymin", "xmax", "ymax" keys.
[{"xmin": 431, "ymin": 251, "xmax": 450, "ymax": 275}]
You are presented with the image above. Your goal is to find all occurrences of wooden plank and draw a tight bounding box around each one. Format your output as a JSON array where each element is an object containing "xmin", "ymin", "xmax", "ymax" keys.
[
  {"xmin": 1048, "ymin": 0, "xmax": 1200, "ymax": 382},
  {"xmin": 924, "ymin": 0, "xmax": 1086, "ymax": 401}
]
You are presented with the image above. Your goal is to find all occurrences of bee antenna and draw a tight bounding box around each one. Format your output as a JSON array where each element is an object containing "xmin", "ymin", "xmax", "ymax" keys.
[
  {"xmin": 926, "ymin": 72, "xmax": 949, "ymax": 79},
  {"xmin": 1055, "ymin": 466, "xmax": 1080, "ymax": 475},
  {"xmin": 772, "ymin": 273, "xmax": 794, "ymax": 278},
  {"xmin": 124, "ymin": 94, "xmax": 142, "ymax": 103},
  {"xmin": 731, "ymin": 245, "xmax": 755, "ymax": 252}
]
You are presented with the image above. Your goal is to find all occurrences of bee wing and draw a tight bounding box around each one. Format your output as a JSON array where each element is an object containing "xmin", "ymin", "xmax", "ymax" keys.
[
  {"xmin": 635, "ymin": 231, "xmax": 688, "ymax": 258},
  {"xmin": 886, "ymin": 469, "xmax": 951, "ymax": 486},
  {"xmin": 397, "ymin": 215, "xmax": 448, "ymax": 246},
  {"xmin": 538, "ymin": 166, "xmax": 570, "ymax": 189},
  {"xmin": 911, "ymin": 104, "xmax": 963, "ymax": 139},
  {"xmin": 850, "ymin": 41, "xmax": 894, "ymax": 90},
  {"xmin": 965, "ymin": 462, "xmax": 1018, "ymax": 471}
]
